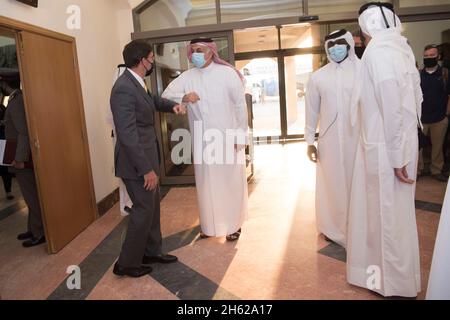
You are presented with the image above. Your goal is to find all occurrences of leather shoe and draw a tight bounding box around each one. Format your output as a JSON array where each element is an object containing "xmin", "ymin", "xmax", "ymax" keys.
[
  {"xmin": 113, "ymin": 262, "xmax": 152, "ymax": 277},
  {"xmin": 142, "ymin": 254, "xmax": 178, "ymax": 265},
  {"xmin": 17, "ymin": 231, "xmax": 33, "ymax": 240},
  {"xmin": 22, "ymin": 236, "xmax": 46, "ymax": 248},
  {"xmin": 432, "ymin": 173, "xmax": 448, "ymax": 182}
]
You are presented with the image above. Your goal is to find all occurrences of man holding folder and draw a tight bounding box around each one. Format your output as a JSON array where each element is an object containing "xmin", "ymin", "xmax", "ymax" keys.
[{"xmin": 0, "ymin": 71, "xmax": 45, "ymax": 247}]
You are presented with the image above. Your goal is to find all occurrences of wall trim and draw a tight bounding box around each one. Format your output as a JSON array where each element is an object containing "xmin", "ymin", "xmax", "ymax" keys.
[{"xmin": 97, "ymin": 188, "xmax": 119, "ymax": 217}]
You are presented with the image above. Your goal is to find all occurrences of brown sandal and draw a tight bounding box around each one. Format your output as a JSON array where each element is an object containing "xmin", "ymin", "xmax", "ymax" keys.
[
  {"xmin": 199, "ymin": 232, "xmax": 210, "ymax": 239},
  {"xmin": 226, "ymin": 228, "xmax": 241, "ymax": 241}
]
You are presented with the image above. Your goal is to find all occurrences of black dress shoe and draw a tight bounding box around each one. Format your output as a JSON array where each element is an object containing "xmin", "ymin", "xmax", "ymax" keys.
[
  {"xmin": 142, "ymin": 254, "xmax": 178, "ymax": 265},
  {"xmin": 22, "ymin": 236, "xmax": 46, "ymax": 248},
  {"xmin": 113, "ymin": 262, "xmax": 152, "ymax": 277},
  {"xmin": 17, "ymin": 231, "xmax": 33, "ymax": 240}
]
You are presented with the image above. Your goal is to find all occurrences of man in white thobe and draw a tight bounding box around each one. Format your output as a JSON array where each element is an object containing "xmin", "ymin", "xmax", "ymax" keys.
[
  {"xmin": 426, "ymin": 180, "xmax": 450, "ymax": 299},
  {"xmin": 305, "ymin": 29, "xmax": 361, "ymax": 248},
  {"xmin": 162, "ymin": 37, "xmax": 248, "ymax": 241},
  {"xmin": 347, "ymin": 2, "xmax": 422, "ymax": 297}
]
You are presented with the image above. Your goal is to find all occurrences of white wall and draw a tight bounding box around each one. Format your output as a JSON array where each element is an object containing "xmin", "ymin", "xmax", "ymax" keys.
[
  {"xmin": 0, "ymin": 0, "xmax": 135, "ymax": 202},
  {"xmin": 402, "ymin": 19, "xmax": 450, "ymax": 67}
]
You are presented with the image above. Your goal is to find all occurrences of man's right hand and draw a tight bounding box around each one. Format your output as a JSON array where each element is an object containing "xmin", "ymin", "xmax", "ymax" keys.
[
  {"xmin": 182, "ymin": 92, "xmax": 200, "ymax": 104},
  {"xmin": 143, "ymin": 170, "xmax": 159, "ymax": 191},
  {"xmin": 307, "ymin": 145, "xmax": 318, "ymax": 163},
  {"xmin": 394, "ymin": 166, "xmax": 415, "ymax": 184}
]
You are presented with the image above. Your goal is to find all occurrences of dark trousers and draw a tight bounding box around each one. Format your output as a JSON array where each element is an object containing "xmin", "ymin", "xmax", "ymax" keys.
[
  {"xmin": 15, "ymin": 169, "xmax": 44, "ymax": 238},
  {"xmin": 0, "ymin": 165, "xmax": 12, "ymax": 193},
  {"xmin": 118, "ymin": 178, "xmax": 162, "ymax": 268}
]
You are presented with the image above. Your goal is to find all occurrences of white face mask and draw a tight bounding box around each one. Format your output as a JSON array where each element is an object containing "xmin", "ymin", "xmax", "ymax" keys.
[
  {"xmin": 328, "ymin": 44, "xmax": 348, "ymax": 63},
  {"xmin": 192, "ymin": 52, "xmax": 207, "ymax": 68}
]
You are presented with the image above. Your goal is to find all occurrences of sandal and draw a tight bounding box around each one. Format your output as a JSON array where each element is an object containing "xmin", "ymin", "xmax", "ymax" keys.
[
  {"xmin": 226, "ymin": 228, "xmax": 241, "ymax": 242},
  {"xmin": 199, "ymin": 232, "xmax": 210, "ymax": 239}
]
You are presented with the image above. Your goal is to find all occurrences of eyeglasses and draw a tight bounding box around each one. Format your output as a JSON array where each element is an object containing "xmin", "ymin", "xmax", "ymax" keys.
[{"xmin": 359, "ymin": 2, "xmax": 397, "ymax": 29}]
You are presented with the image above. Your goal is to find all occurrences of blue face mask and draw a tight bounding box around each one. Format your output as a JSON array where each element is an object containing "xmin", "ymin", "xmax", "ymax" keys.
[
  {"xmin": 192, "ymin": 52, "xmax": 206, "ymax": 68},
  {"xmin": 328, "ymin": 44, "xmax": 348, "ymax": 63}
]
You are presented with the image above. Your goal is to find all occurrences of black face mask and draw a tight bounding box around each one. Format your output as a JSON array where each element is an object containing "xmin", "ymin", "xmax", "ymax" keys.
[
  {"xmin": 355, "ymin": 46, "xmax": 365, "ymax": 59},
  {"xmin": 424, "ymin": 57, "xmax": 438, "ymax": 68},
  {"xmin": 0, "ymin": 83, "xmax": 8, "ymax": 96},
  {"xmin": 143, "ymin": 58, "xmax": 154, "ymax": 77}
]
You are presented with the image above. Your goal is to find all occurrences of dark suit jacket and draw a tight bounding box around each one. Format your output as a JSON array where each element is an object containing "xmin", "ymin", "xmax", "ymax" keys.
[
  {"xmin": 110, "ymin": 70, "xmax": 176, "ymax": 180},
  {"xmin": 4, "ymin": 90, "xmax": 31, "ymax": 163}
]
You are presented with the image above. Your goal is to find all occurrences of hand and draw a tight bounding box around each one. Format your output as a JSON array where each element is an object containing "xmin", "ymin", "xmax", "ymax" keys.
[
  {"xmin": 234, "ymin": 144, "xmax": 246, "ymax": 152},
  {"xmin": 173, "ymin": 104, "xmax": 187, "ymax": 115},
  {"xmin": 11, "ymin": 160, "xmax": 25, "ymax": 169},
  {"xmin": 143, "ymin": 170, "xmax": 159, "ymax": 191},
  {"xmin": 394, "ymin": 166, "xmax": 415, "ymax": 184},
  {"xmin": 307, "ymin": 145, "xmax": 318, "ymax": 163},
  {"xmin": 182, "ymin": 92, "xmax": 200, "ymax": 104}
]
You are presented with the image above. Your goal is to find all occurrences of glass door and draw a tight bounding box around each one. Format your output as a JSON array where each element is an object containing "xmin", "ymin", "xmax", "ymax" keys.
[
  {"xmin": 284, "ymin": 53, "xmax": 326, "ymax": 136},
  {"xmin": 236, "ymin": 58, "xmax": 282, "ymax": 138},
  {"xmin": 234, "ymin": 23, "xmax": 328, "ymax": 141}
]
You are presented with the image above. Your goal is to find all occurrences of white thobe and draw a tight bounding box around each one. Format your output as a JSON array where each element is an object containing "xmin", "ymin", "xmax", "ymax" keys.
[
  {"xmin": 347, "ymin": 44, "xmax": 422, "ymax": 297},
  {"xmin": 162, "ymin": 62, "xmax": 249, "ymax": 236},
  {"xmin": 305, "ymin": 57, "xmax": 360, "ymax": 247},
  {"xmin": 426, "ymin": 181, "xmax": 450, "ymax": 299}
]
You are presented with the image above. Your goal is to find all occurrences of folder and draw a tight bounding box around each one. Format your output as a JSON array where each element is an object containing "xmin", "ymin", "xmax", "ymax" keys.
[{"xmin": 0, "ymin": 139, "xmax": 33, "ymax": 168}]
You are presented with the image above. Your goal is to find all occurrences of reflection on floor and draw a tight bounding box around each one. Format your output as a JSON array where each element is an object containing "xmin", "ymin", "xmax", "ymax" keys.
[{"xmin": 0, "ymin": 142, "xmax": 445, "ymax": 300}]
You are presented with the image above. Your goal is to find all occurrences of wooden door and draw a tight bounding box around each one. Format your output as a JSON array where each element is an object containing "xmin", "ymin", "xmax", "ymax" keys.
[{"xmin": 17, "ymin": 31, "xmax": 97, "ymax": 253}]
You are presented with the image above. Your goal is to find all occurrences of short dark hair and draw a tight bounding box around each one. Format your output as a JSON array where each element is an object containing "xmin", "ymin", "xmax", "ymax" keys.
[
  {"xmin": 1, "ymin": 77, "xmax": 20, "ymax": 90},
  {"xmin": 122, "ymin": 40, "xmax": 153, "ymax": 68},
  {"xmin": 424, "ymin": 44, "xmax": 439, "ymax": 52},
  {"xmin": 8, "ymin": 78, "xmax": 20, "ymax": 90}
]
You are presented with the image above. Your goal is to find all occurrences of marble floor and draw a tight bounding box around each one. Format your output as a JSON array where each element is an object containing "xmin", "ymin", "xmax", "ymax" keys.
[{"xmin": 0, "ymin": 142, "xmax": 445, "ymax": 300}]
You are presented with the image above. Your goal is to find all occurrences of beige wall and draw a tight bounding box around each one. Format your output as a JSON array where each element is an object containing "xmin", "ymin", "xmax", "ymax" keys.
[
  {"xmin": 0, "ymin": 0, "xmax": 135, "ymax": 202},
  {"xmin": 403, "ymin": 19, "xmax": 450, "ymax": 66}
]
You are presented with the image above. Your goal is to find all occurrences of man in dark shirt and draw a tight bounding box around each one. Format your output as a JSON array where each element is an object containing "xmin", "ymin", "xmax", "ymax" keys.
[{"xmin": 419, "ymin": 44, "xmax": 450, "ymax": 182}]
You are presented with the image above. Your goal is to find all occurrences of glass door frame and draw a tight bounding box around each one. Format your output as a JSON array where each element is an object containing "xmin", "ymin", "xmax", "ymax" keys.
[
  {"xmin": 131, "ymin": 30, "xmax": 237, "ymax": 185},
  {"xmin": 235, "ymin": 45, "xmax": 325, "ymax": 141}
]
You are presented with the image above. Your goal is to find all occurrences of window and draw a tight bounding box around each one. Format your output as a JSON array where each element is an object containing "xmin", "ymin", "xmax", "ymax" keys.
[
  {"xmin": 220, "ymin": 0, "xmax": 303, "ymax": 23},
  {"xmin": 308, "ymin": 0, "xmax": 392, "ymax": 15},
  {"xmin": 139, "ymin": 0, "xmax": 217, "ymax": 32},
  {"xmin": 399, "ymin": 0, "xmax": 450, "ymax": 7}
]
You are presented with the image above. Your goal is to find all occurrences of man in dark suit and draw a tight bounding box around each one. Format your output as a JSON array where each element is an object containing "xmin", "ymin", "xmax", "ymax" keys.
[
  {"xmin": 0, "ymin": 72, "xmax": 45, "ymax": 247},
  {"xmin": 110, "ymin": 40, "xmax": 186, "ymax": 278}
]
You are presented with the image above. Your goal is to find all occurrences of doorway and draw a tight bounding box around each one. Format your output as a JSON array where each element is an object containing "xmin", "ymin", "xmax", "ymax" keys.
[
  {"xmin": 234, "ymin": 23, "xmax": 328, "ymax": 141},
  {"xmin": 0, "ymin": 28, "xmax": 25, "ymax": 220},
  {"xmin": 0, "ymin": 17, "xmax": 97, "ymax": 253}
]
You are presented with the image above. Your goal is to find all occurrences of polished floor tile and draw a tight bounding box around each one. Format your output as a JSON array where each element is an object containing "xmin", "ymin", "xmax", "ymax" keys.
[{"xmin": 0, "ymin": 142, "xmax": 445, "ymax": 300}]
